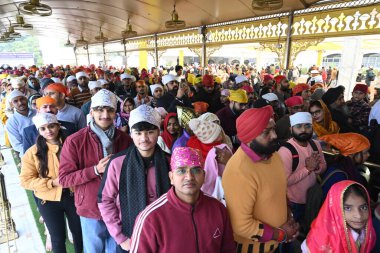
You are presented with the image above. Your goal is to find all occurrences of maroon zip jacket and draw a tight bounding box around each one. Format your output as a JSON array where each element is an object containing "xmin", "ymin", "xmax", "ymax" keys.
[
  {"xmin": 130, "ymin": 187, "xmax": 236, "ymax": 253},
  {"xmin": 59, "ymin": 126, "xmax": 132, "ymax": 219}
]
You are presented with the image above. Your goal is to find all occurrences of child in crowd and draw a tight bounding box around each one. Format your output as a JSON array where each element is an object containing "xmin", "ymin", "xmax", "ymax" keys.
[
  {"xmin": 302, "ymin": 180, "xmax": 376, "ymax": 253},
  {"xmin": 115, "ymin": 97, "xmax": 135, "ymax": 133}
]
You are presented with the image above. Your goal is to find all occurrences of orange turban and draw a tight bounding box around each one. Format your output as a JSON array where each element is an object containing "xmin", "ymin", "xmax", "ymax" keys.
[
  {"xmin": 237, "ymin": 105, "xmax": 273, "ymax": 143},
  {"xmin": 45, "ymin": 83, "xmax": 70, "ymax": 96},
  {"xmin": 319, "ymin": 133, "xmax": 370, "ymax": 156},
  {"xmin": 292, "ymin": 83, "xmax": 310, "ymax": 96},
  {"xmin": 192, "ymin": 101, "xmax": 209, "ymax": 113},
  {"xmin": 36, "ymin": 96, "xmax": 56, "ymax": 109}
]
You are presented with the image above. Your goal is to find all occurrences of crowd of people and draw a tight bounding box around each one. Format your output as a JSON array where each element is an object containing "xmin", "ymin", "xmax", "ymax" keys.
[{"xmin": 1, "ymin": 62, "xmax": 380, "ymax": 253}]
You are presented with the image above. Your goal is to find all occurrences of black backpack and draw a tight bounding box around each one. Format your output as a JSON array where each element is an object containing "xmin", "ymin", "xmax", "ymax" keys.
[{"xmin": 280, "ymin": 140, "xmax": 318, "ymax": 171}]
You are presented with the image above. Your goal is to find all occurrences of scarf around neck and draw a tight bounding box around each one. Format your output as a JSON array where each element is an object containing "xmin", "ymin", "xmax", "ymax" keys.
[
  {"xmin": 89, "ymin": 120, "xmax": 115, "ymax": 156},
  {"xmin": 118, "ymin": 144, "xmax": 170, "ymax": 237}
]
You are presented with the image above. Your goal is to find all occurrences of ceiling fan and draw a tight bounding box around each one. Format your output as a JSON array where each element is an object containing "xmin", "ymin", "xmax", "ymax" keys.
[
  {"xmin": 252, "ymin": 0, "xmax": 283, "ymax": 11},
  {"xmin": 76, "ymin": 32, "xmax": 88, "ymax": 46},
  {"xmin": 0, "ymin": 32, "xmax": 15, "ymax": 43},
  {"xmin": 165, "ymin": 4, "xmax": 186, "ymax": 29},
  {"xmin": 121, "ymin": 18, "xmax": 137, "ymax": 38},
  {"xmin": 11, "ymin": 13, "xmax": 33, "ymax": 30},
  {"xmin": 95, "ymin": 26, "xmax": 108, "ymax": 42},
  {"xmin": 4, "ymin": 26, "xmax": 22, "ymax": 38},
  {"xmin": 18, "ymin": 0, "xmax": 52, "ymax": 16},
  {"xmin": 64, "ymin": 34, "xmax": 74, "ymax": 47}
]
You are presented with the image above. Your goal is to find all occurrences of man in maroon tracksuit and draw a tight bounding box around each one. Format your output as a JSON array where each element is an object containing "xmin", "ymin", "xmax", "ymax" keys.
[{"xmin": 130, "ymin": 147, "xmax": 235, "ymax": 253}]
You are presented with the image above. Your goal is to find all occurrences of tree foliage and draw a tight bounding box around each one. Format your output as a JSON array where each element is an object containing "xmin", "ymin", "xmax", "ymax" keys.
[{"xmin": 0, "ymin": 35, "xmax": 43, "ymax": 65}]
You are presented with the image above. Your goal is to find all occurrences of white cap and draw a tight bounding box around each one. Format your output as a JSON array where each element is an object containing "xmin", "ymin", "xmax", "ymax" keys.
[
  {"xmin": 11, "ymin": 77, "xmax": 26, "ymax": 89},
  {"xmin": 51, "ymin": 77, "xmax": 61, "ymax": 83},
  {"xmin": 290, "ymin": 112, "xmax": 312, "ymax": 127},
  {"xmin": 162, "ymin": 74, "xmax": 179, "ymax": 85},
  {"xmin": 310, "ymin": 70, "xmax": 319, "ymax": 74},
  {"xmin": 150, "ymin": 84, "xmax": 163, "ymax": 95},
  {"xmin": 7, "ymin": 90, "xmax": 26, "ymax": 102},
  {"xmin": 97, "ymin": 79, "xmax": 108, "ymax": 85},
  {"xmin": 91, "ymin": 89, "xmax": 117, "ymax": 109},
  {"xmin": 262, "ymin": 93, "xmax": 279, "ymax": 102},
  {"xmin": 235, "ymin": 75, "xmax": 248, "ymax": 84},
  {"xmin": 129, "ymin": 104, "xmax": 161, "ymax": 130},
  {"xmin": 66, "ymin": 75, "xmax": 76, "ymax": 82},
  {"xmin": 76, "ymin": 71, "xmax": 89, "ymax": 79},
  {"xmin": 88, "ymin": 80, "xmax": 102, "ymax": 91},
  {"xmin": 312, "ymin": 75, "xmax": 323, "ymax": 84},
  {"xmin": 120, "ymin": 73, "xmax": 133, "ymax": 80},
  {"xmin": 33, "ymin": 113, "xmax": 59, "ymax": 130}
]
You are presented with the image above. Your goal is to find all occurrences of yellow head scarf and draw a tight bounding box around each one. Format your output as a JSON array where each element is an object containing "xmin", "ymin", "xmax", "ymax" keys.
[{"xmin": 229, "ymin": 89, "xmax": 248, "ymax": 103}]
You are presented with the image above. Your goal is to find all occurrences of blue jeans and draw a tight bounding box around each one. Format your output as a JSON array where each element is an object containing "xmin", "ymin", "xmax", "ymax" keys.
[{"xmin": 80, "ymin": 216, "xmax": 121, "ymax": 253}]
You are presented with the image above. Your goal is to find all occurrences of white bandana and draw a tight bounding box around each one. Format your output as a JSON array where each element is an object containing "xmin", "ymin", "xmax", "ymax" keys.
[
  {"xmin": 91, "ymin": 89, "xmax": 117, "ymax": 109},
  {"xmin": 129, "ymin": 104, "xmax": 161, "ymax": 129}
]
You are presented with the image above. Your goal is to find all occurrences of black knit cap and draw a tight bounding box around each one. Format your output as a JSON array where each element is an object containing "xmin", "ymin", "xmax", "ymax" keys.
[{"xmin": 321, "ymin": 85, "xmax": 345, "ymax": 106}]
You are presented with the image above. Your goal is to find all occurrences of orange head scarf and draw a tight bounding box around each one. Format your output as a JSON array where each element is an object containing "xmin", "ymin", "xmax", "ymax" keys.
[
  {"xmin": 319, "ymin": 133, "xmax": 370, "ymax": 156},
  {"xmin": 36, "ymin": 96, "xmax": 56, "ymax": 109},
  {"xmin": 45, "ymin": 83, "xmax": 70, "ymax": 96},
  {"xmin": 312, "ymin": 100, "xmax": 340, "ymax": 137},
  {"xmin": 306, "ymin": 180, "xmax": 376, "ymax": 253}
]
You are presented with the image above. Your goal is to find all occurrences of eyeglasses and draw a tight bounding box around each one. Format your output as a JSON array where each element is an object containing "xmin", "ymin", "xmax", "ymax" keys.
[
  {"xmin": 310, "ymin": 109, "xmax": 322, "ymax": 116},
  {"xmin": 174, "ymin": 167, "xmax": 202, "ymax": 176}
]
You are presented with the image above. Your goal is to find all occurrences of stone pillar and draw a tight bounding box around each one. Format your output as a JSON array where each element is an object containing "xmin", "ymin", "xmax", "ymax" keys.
[
  {"xmin": 179, "ymin": 50, "xmax": 184, "ymax": 66},
  {"xmin": 139, "ymin": 50, "xmax": 148, "ymax": 70},
  {"xmin": 337, "ymin": 37, "xmax": 362, "ymax": 100},
  {"xmin": 316, "ymin": 50, "xmax": 323, "ymax": 67}
]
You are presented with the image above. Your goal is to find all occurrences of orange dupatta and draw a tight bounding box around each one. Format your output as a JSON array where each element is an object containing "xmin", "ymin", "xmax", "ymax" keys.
[{"xmin": 313, "ymin": 99, "xmax": 340, "ymax": 137}]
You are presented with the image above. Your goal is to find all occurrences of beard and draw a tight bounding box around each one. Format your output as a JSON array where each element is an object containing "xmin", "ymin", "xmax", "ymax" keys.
[
  {"xmin": 292, "ymin": 132, "xmax": 313, "ymax": 142},
  {"xmin": 169, "ymin": 87, "xmax": 178, "ymax": 96},
  {"xmin": 280, "ymin": 85, "xmax": 290, "ymax": 92},
  {"xmin": 249, "ymin": 139, "xmax": 279, "ymax": 156}
]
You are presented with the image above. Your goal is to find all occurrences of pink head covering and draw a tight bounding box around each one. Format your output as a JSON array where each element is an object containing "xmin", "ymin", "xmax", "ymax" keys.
[{"xmin": 170, "ymin": 147, "xmax": 203, "ymax": 170}]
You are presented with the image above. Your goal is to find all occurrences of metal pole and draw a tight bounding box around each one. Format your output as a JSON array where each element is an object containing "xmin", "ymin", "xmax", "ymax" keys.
[
  {"xmin": 154, "ymin": 34, "xmax": 159, "ymax": 67},
  {"xmin": 73, "ymin": 47, "xmax": 78, "ymax": 66},
  {"xmin": 284, "ymin": 11, "xmax": 294, "ymax": 70},
  {"xmin": 103, "ymin": 42, "xmax": 107, "ymax": 66},
  {"xmin": 86, "ymin": 45, "xmax": 90, "ymax": 66},
  {"xmin": 201, "ymin": 26, "xmax": 207, "ymax": 70},
  {"xmin": 123, "ymin": 40, "xmax": 127, "ymax": 56}
]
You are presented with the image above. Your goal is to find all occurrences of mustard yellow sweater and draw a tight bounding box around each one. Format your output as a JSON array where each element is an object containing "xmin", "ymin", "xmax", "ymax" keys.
[{"xmin": 222, "ymin": 148, "xmax": 287, "ymax": 253}]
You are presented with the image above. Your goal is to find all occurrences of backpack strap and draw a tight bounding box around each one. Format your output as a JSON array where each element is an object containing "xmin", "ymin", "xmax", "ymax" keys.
[
  {"xmin": 308, "ymin": 139, "xmax": 318, "ymax": 152},
  {"xmin": 320, "ymin": 169, "xmax": 348, "ymax": 187},
  {"xmin": 281, "ymin": 142, "xmax": 299, "ymax": 172}
]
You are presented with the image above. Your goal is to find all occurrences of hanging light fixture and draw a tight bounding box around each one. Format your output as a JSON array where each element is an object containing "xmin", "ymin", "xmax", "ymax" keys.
[
  {"xmin": 121, "ymin": 18, "xmax": 137, "ymax": 38},
  {"xmin": 252, "ymin": 0, "xmax": 283, "ymax": 11},
  {"xmin": 165, "ymin": 4, "xmax": 186, "ymax": 29}
]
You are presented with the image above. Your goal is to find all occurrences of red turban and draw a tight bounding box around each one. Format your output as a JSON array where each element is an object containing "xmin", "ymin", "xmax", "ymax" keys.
[
  {"xmin": 292, "ymin": 83, "xmax": 310, "ymax": 96},
  {"xmin": 45, "ymin": 83, "xmax": 70, "ymax": 96},
  {"xmin": 202, "ymin": 74, "xmax": 214, "ymax": 87},
  {"xmin": 353, "ymin": 83, "xmax": 368, "ymax": 94},
  {"xmin": 285, "ymin": 96, "xmax": 303, "ymax": 107},
  {"xmin": 274, "ymin": 75, "xmax": 286, "ymax": 84},
  {"xmin": 241, "ymin": 85, "xmax": 254, "ymax": 94},
  {"xmin": 263, "ymin": 74, "xmax": 274, "ymax": 83},
  {"xmin": 236, "ymin": 105, "xmax": 273, "ymax": 144}
]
